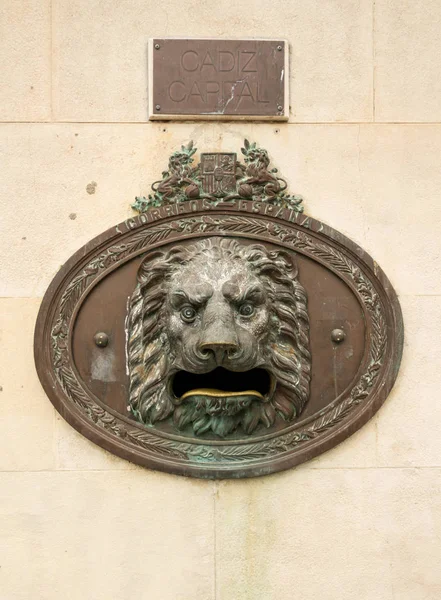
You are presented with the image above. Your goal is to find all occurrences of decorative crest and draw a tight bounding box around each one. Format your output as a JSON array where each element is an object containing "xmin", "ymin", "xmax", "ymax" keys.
[{"xmin": 132, "ymin": 139, "xmax": 304, "ymax": 213}]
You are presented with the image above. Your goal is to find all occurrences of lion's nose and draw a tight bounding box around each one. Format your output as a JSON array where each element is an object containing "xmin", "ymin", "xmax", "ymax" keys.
[
  {"xmin": 198, "ymin": 300, "xmax": 240, "ymax": 362},
  {"xmin": 199, "ymin": 341, "xmax": 239, "ymax": 363}
]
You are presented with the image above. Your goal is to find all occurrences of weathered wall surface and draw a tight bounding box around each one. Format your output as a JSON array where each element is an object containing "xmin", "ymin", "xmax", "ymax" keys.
[{"xmin": 1, "ymin": 1, "xmax": 440, "ymax": 599}]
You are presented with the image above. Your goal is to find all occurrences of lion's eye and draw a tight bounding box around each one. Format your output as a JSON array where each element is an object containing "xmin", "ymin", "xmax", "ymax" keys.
[
  {"xmin": 180, "ymin": 306, "xmax": 197, "ymax": 323},
  {"xmin": 238, "ymin": 303, "xmax": 255, "ymax": 317}
]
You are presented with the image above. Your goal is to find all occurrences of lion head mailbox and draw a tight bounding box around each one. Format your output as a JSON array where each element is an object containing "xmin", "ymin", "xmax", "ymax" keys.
[
  {"xmin": 128, "ymin": 237, "xmax": 310, "ymax": 438},
  {"xmin": 35, "ymin": 140, "xmax": 403, "ymax": 478}
]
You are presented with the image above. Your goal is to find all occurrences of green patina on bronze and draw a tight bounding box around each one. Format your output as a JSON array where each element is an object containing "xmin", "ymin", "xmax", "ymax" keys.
[{"xmin": 132, "ymin": 139, "xmax": 304, "ymax": 213}]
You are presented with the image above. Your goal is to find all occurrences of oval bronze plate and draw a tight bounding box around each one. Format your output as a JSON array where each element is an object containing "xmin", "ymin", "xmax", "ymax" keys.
[{"xmin": 34, "ymin": 200, "xmax": 403, "ymax": 478}]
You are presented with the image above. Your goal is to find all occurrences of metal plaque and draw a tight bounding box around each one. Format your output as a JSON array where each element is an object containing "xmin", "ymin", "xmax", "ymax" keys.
[
  {"xmin": 35, "ymin": 139, "xmax": 403, "ymax": 479},
  {"xmin": 148, "ymin": 38, "xmax": 288, "ymax": 120}
]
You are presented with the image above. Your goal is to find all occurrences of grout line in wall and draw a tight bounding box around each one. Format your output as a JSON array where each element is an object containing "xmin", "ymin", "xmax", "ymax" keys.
[
  {"xmin": 50, "ymin": 0, "xmax": 53, "ymax": 122},
  {"xmin": 2, "ymin": 120, "xmax": 441, "ymax": 126},
  {"xmin": 356, "ymin": 124, "xmax": 367, "ymax": 244},
  {"xmin": 373, "ymin": 0, "xmax": 376, "ymax": 122}
]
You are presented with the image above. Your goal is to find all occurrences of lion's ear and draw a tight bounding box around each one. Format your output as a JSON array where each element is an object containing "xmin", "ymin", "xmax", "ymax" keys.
[
  {"xmin": 271, "ymin": 250, "xmax": 299, "ymax": 279},
  {"xmin": 137, "ymin": 246, "xmax": 189, "ymax": 285},
  {"xmin": 137, "ymin": 251, "xmax": 167, "ymax": 282}
]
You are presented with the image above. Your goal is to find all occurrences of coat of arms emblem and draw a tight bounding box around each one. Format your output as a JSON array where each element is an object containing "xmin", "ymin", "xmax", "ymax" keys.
[{"xmin": 200, "ymin": 153, "xmax": 237, "ymax": 197}]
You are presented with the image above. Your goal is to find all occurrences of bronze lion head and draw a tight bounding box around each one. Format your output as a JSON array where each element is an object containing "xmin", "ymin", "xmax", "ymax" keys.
[{"xmin": 128, "ymin": 237, "xmax": 311, "ymax": 437}]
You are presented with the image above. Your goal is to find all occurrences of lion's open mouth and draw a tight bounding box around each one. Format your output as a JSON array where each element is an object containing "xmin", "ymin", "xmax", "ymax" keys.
[{"xmin": 171, "ymin": 367, "xmax": 272, "ymax": 403}]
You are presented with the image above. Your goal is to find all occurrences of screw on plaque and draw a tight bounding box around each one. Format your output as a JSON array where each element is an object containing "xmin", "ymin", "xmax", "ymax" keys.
[
  {"xmin": 155, "ymin": 105, "xmax": 161, "ymax": 111},
  {"xmin": 94, "ymin": 332, "xmax": 109, "ymax": 348},
  {"xmin": 331, "ymin": 328, "xmax": 346, "ymax": 343},
  {"xmin": 277, "ymin": 105, "xmax": 283, "ymax": 111},
  {"xmin": 277, "ymin": 45, "xmax": 283, "ymax": 51},
  {"xmin": 154, "ymin": 43, "xmax": 160, "ymax": 50}
]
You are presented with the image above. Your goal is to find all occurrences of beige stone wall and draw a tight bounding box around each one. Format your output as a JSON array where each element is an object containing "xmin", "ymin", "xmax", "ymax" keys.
[{"xmin": 1, "ymin": 1, "xmax": 440, "ymax": 598}]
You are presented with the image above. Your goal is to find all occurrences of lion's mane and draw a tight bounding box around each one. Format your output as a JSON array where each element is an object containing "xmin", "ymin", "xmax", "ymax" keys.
[{"xmin": 127, "ymin": 237, "xmax": 311, "ymax": 435}]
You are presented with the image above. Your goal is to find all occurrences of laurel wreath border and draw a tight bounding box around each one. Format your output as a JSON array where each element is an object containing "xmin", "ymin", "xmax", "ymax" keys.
[{"xmin": 50, "ymin": 215, "xmax": 387, "ymax": 464}]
